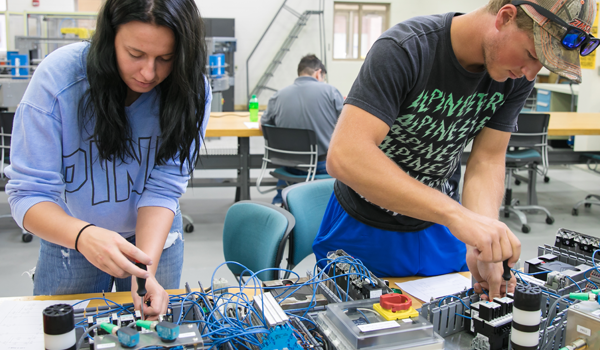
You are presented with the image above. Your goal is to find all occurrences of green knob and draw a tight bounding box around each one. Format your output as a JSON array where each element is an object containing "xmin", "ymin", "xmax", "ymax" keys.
[
  {"xmin": 569, "ymin": 293, "xmax": 590, "ymax": 301},
  {"xmin": 100, "ymin": 322, "xmax": 118, "ymax": 334},
  {"xmin": 135, "ymin": 320, "xmax": 156, "ymax": 330}
]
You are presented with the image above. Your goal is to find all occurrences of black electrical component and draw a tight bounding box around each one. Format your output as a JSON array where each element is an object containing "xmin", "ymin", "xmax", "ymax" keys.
[
  {"xmin": 511, "ymin": 284, "xmax": 542, "ymax": 350},
  {"xmin": 43, "ymin": 304, "xmax": 76, "ymax": 350},
  {"xmin": 470, "ymin": 296, "xmax": 514, "ymax": 350},
  {"xmin": 555, "ymin": 228, "xmax": 600, "ymax": 257},
  {"xmin": 119, "ymin": 314, "xmax": 136, "ymax": 328},
  {"xmin": 95, "ymin": 316, "xmax": 112, "ymax": 336},
  {"xmin": 327, "ymin": 263, "xmax": 387, "ymax": 300},
  {"xmin": 524, "ymin": 254, "xmax": 577, "ymax": 281},
  {"xmin": 325, "ymin": 250, "xmax": 391, "ymax": 301}
]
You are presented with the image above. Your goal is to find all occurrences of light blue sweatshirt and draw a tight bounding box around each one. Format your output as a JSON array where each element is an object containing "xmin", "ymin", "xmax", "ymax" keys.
[{"xmin": 6, "ymin": 42, "xmax": 211, "ymax": 238}]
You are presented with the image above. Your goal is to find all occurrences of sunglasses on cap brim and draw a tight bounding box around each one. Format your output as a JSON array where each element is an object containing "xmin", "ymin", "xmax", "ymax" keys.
[{"xmin": 512, "ymin": 0, "xmax": 600, "ymax": 56}]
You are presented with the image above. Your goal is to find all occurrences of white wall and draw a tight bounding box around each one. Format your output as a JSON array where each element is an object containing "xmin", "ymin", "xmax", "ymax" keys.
[
  {"xmin": 197, "ymin": 0, "xmax": 485, "ymax": 107},
  {"xmin": 325, "ymin": 0, "xmax": 484, "ymax": 98},
  {"xmin": 197, "ymin": 0, "xmax": 325, "ymax": 107},
  {"xmin": 574, "ymin": 65, "xmax": 600, "ymax": 150},
  {"xmin": 7, "ymin": 0, "xmax": 74, "ymax": 12}
]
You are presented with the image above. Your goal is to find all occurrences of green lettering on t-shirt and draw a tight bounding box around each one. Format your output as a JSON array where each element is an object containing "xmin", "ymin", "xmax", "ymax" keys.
[
  {"xmin": 427, "ymin": 89, "xmax": 444, "ymax": 111},
  {"xmin": 475, "ymin": 93, "xmax": 488, "ymax": 115},
  {"xmin": 484, "ymin": 92, "xmax": 504, "ymax": 113},
  {"xmin": 443, "ymin": 94, "xmax": 464, "ymax": 117},
  {"xmin": 407, "ymin": 91, "xmax": 425, "ymax": 110}
]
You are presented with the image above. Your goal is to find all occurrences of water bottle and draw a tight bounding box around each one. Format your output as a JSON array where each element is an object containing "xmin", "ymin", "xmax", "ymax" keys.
[{"xmin": 249, "ymin": 95, "xmax": 259, "ymax": 122}]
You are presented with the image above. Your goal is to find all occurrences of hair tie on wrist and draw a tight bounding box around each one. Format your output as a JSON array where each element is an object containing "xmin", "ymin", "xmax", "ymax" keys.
[{"xmin": 75, "ymin": 223, "xmax": 95, "ymax": 253}]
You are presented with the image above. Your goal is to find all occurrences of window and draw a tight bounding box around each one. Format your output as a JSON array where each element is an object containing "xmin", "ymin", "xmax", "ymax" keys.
[{"xmin": 333, "ymin": 3, "xmax": 389, "ymax": 60}]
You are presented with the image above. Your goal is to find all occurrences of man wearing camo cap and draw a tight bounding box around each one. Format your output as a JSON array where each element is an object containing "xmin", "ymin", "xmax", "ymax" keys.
[
  {"xmin": 313, "ymin": 0, "xmax": 597, "ymax": 300},
  {"xmin": 516, "ymin": 0, "xmax": 598, "ymax": 83}
]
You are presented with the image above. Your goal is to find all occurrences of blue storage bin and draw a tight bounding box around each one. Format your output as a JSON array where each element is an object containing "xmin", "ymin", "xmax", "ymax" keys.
[
  {"xmin": 536, "ymin": 89, "xmax": 551, "ymax": 112},
  {"xmin": 10, "ymin": 54, "xmax": 29, "ymax": 79},
  {"xmin": 209, "ymin": 53, "xmax": 225, "ymax": 78}
]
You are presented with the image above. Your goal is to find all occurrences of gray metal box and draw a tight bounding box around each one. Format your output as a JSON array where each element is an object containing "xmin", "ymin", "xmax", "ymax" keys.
[{"xmin": 565, "ymin": 301, "xmax": 600, "ymax": 348}]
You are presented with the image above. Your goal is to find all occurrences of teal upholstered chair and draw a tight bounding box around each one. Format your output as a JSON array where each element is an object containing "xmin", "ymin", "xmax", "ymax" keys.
[
  {"xmin": 222, "ymin": 201, "xmax": 295, "ymax": 281},
  {"xmin": 282, "ymin": 179, "xmax": 335, "ymax": 277}
]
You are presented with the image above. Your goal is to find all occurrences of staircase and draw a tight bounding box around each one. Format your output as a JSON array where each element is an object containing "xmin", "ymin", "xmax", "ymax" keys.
[{"xmin": 246, "ymin": 1, "xmax": 325, "ymax": 101}]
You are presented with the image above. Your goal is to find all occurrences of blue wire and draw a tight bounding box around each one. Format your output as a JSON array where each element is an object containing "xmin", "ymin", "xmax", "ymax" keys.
[
  {"xmin": 455, "ymin": 313, "xmax": 472, "ymax": 320},
  {"xmin": 73, "ymin": 254, "xmax": 404, "ymax": 349},
  {"xmin": 437, "ymin": 296, "xmax": 470, "ymax": 310},
  {"xmin": 355, "ymin": 309, "xmax": 370, "ymax": 323},
  {"xmin": 564, "ymin": 275, "xmax": 583, "ymax": 292}
]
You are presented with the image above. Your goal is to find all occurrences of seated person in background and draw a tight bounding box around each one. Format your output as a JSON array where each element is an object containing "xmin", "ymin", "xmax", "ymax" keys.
[
  {"xmin": 313, "ymin": 0, "xmax": 597, "ymax": 300},
  {"xmin": 260, "ymin": 54, "xmax": 344, "ymax": 205}
]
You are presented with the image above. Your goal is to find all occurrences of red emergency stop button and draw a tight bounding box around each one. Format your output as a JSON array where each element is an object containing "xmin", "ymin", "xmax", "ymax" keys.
[{"xmin": 380, "ymin": 293, "xmax": 412, "ymax": 312}]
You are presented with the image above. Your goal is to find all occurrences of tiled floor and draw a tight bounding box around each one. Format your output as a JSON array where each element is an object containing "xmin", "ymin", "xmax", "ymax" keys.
[{"xmin": 0, "ymin": 158, "xmax": 598, "ymax": 298}]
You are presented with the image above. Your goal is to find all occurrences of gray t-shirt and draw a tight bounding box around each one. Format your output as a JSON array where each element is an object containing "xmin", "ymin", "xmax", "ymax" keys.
[
  {"xmin": 260, "ymin": 76, "xmax": 344, "ymax": 157},
  {"xmin": 336, "ymin": 12, "xmax": 535, "ymax": 231}
]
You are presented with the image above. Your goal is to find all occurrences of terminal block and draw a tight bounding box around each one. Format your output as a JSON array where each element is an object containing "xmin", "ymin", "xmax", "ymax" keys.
[
  {"xmin": 524, "ymin": 254, "xmax": 591, "ymax": 287},
  {"xmin": 555, "ymin": 228, "xmax": 600, "ymax": 257},
  {"xmin": 469, "ymin": 297, "xmax": 513, "ymax": 350},
  {"xmin": 325, "ymin": 250, "xmax": 391, "ymax": 300}
]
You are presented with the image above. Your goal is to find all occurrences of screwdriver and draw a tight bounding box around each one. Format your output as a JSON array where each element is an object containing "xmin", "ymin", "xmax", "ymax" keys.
[
  {"xmin": 135, "ymin": 262, "xmax": 147, "ymax": 321},
  {"xmin": 502, "ymin": 259, "xmax": 511, "ymax": 296}
]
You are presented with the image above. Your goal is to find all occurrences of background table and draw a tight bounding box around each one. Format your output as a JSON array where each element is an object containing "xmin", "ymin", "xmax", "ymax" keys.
[
  {"xmin": 198, "ymin": 112, "xmax": 270, "ymax": 201},
  {"xmin": 201, "ymin": 112, "xmax": 600, "ymax": 201}
]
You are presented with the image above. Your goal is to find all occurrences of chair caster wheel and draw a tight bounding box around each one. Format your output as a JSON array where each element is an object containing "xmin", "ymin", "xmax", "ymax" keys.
[
  {"xmin": 515, "ymin": 179, "xmax": 521, "ymax": 186},
  {"xmin": 22, "ymin": 233, "xmax": 33, "ymax": 243},
  {"xmin": 546, "ymin": 216, "xmax": 555, "ymax": 225},
  {"xmin": 544, "ymin": 176, "xmax": 550, "ymax": 183},
  {"xmin": 504, "ymin": 212, "xmax": 510, "ymax": 218},
  {"xmin": 521, "ymin": 225, "xmax": 530, "ymax": 233},
  {"xmin": 184, "ymin": 223, "xmax": 194, "ymax": 233},
  {"xmin": 572, "ymin": 208, "xmax": 578, "ymax": 216},
  {"xmin": 585, "ymin": 203, "xmax": 592, "ymax": 208}
]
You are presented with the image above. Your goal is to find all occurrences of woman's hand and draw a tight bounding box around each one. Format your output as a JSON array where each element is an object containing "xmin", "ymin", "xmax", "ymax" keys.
[
  {"xmin": 131, "ymin": 276, "xmax": 169, "ymax": 321},
  {"xmin": 77, "ymin": 226, "xmax": 151, "ymax": 279}
]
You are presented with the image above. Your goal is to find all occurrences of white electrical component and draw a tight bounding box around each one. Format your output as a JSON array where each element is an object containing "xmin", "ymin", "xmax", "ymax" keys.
[{"xmin": 253, "ymin": 292, "xmax": 289, "ymax": 327}]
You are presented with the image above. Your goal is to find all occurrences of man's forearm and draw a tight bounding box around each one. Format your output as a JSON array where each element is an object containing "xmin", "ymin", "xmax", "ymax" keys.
[{"xmin": 462, "ymin": 158, "xmax": 506, "ymax": 220}]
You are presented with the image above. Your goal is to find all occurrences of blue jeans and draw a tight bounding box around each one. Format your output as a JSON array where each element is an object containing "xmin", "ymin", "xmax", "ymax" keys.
[
  {"xmin": 272, "ymin": 160, "xmax": 328, "ymax": 204},
  {"xmin": 33, "ymin": 209, "xmax": 184, "ymax": 295}
]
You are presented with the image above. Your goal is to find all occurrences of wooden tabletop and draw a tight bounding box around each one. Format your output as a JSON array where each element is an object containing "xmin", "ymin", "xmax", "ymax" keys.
[
  {"xmin": 547, "ymin": 112, "xmax": 600, "ymax": 136},
  {"xmin": 0, "ymin": 290, "xmax": 187, "ymax": 308},
  {"xmin": 206, "ymin": 112, "xmax": 600, "ymax": 138},
  {"xmin": 2, "ymin": 273, "xmax": 470, "ymax": 311},
  {"xmin": 384, "ymin": 271, "xmax": 471, "ymax": 309},
  {"xmin": 0, "ymin": 287, "xmax": 262, "ymax": 310},
  {"xmin": 206, "ymin": 112, "xmax": 263, "ymax": 137}
]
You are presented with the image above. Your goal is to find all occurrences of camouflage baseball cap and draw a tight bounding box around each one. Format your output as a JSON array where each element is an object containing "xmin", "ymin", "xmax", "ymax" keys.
[{"xmin": 515, "ymin": 0, "xmax": 597, "ymax": 83}]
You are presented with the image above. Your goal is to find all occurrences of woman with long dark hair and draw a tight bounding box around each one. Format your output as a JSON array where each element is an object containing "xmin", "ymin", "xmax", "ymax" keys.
[{"xmin": 6, "ymin": 0, "xmax": 209, "ymax": 319}]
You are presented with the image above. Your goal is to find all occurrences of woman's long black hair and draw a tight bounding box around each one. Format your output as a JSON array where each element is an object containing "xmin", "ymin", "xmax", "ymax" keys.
[{"xmin": 81, "ymin": 0, "xmax": 207, "ymax": 173}]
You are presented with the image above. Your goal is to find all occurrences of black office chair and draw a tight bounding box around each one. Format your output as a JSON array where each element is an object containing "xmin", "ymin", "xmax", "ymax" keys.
[
  {"xmin": 500, "ymin": 113, "xmax": 554, "ymax": 233},
  {"xmin": 0, "ymin": 112, "xmax": 33, "ymax": 242},
  {"xmin": 256, "ymin": 125, "xmax": 330, "ymax": 194},
  {"xmin": 571, "ymin": 154, "xmax": 600, "ymax": 216}
]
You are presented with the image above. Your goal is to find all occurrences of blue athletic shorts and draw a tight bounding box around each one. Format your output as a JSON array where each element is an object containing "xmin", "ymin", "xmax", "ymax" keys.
[{"xmin": 312, "ymin": 193, "xmax": 468, "ymax": 278}]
